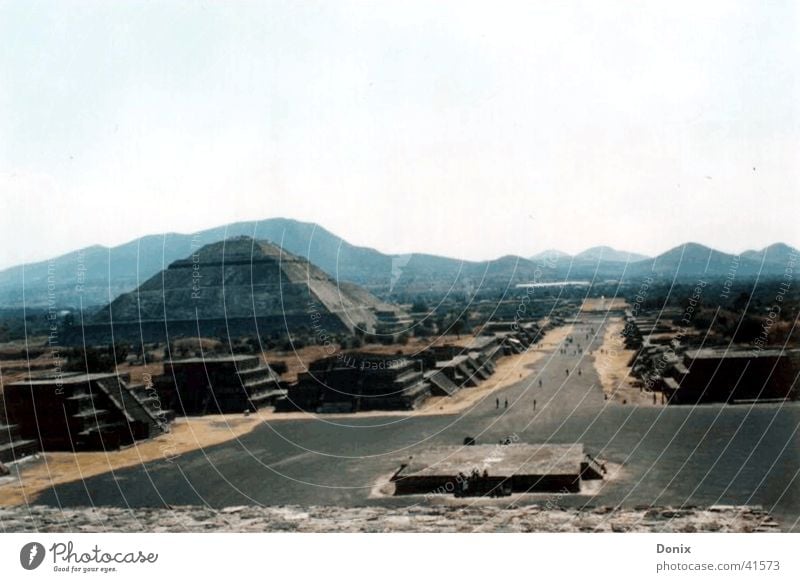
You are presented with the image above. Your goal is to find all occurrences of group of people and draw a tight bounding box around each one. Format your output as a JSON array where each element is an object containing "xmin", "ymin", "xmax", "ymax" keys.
[
  {"xmin": 491, "ymin": 325, "xmax": 597, "ymax": 414},
  {"xmin": 496, "ymin": 395, "xmax": 538, "ymax": 411}
]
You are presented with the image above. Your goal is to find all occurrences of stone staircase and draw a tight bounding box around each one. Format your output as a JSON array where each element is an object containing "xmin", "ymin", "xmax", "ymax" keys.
[
  {"xmin": 236, "ymin": 364, "xmax": 285, "ymax": 410},
  {"xmin": 127, "ymin": 382, "xmax": 175, "ymax": 423},
  {"xmin": 94, "ymin": 377, "xmax": 171, "ymax": 440},
  {"xmin": 425, "ymin": 370, "xmax": 459, "ymax": 397},
  {"xmin": 155, "ymin": 355, "xmax": 286, "ymax": 415}
]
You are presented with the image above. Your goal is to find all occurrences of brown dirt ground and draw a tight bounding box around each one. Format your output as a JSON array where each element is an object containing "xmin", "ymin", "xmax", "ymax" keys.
[
  {"xmin": 581, "ymin": 297, "xmax": 628, "ymax": 312},
  {"xmin": 593, "ymin": 318, "xmax": 661, "ymax": 406}
]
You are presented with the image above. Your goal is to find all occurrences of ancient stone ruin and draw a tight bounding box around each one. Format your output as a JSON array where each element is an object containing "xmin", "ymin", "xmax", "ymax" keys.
[
  {"xmin": 153, "ymin": 354, "xmax": 285, "ymax": 415},
  {"xmin": 3, "ymin": 372, "xmax": 170, "ymax": 451}
]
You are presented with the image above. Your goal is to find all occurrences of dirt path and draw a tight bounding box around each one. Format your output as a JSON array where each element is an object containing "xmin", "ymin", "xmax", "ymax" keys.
[{"xmin": 593, "ymin": 318, "xmax": 660, "ymax": 406}]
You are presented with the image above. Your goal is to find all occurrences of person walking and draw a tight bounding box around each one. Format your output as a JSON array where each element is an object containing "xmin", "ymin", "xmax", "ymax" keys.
[
  {"xmin": 533, "ymin": 399, "xmax": 537, "ymax": 411},
  {"xmin": 504, "ymin": 398, "xmax": 508, "ymax": 409},
  {"xmin": 496, "ymin": 397, "xmax": 499, "ymax": 409}
]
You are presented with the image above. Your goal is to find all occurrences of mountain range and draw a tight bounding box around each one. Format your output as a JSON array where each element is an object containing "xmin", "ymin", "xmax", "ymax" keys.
[{"xmin": 0, "ymin": 217, "xmax": 795, "ymax": 309}]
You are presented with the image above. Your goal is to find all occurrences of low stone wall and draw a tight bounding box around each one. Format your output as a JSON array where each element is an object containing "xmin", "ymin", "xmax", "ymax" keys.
[{"xmin": 0, "ymin": 504, "xmax": 780, "ymax": 533}]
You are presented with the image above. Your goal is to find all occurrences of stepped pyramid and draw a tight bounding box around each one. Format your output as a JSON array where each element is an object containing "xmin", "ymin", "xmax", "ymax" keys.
[
  {"xmin": 71, "ymin": 236, "xmax": 385, "ymax": 345},
  {"xmin": 3, "ymin": 372, "xmax": 169, "ymax": 451}
]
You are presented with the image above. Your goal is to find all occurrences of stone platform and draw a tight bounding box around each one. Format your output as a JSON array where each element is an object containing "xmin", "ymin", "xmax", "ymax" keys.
[{"xmin": 392, "ymin": 444, "xmax": 589, "ymax": 496}]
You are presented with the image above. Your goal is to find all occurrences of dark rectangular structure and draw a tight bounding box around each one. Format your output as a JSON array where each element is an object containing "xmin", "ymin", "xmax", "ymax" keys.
[
  {"xmin": 667, "ymin": 348, "xmax": 800, "ymax": 404},
  {"xmin": 0, "ymin": 398, "xmax": 39, "ymax": 463},
  {"xmin": 277, "ymin": 352, "xmax": 430, "ymax": 412},
  {"xmin": 392, "ymin": 444, "xmax": 585, "ymax": 495},
  {"xmin": 154, "ymin": 355, "xmax": 284, "ymax": 415},
  {"xmin": 3, "ymin": 373, "xmax": 169, "ymax": 451}
]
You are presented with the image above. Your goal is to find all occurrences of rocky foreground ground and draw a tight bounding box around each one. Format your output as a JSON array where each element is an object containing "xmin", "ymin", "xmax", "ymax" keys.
[{"xmin": 0, "ymin": 504, "xmax": 781, "ymax": 533}]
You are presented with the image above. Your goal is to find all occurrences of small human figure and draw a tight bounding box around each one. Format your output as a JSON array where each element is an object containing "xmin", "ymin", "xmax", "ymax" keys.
[
  {"xmin": 496, "ymin": 398, "xmax": 499, "ymax": 409},
  {"xmin": 533, "ymin": 399, "xmax": 537, "ymax": 411},
  {"xmin": 538, "ymin": 379, "xmax": 542, "ymax": 388},
  {"xmin": 565, "ymin": 369, "xmax": 569, "ymax": 376},
  {"xmin": 504, "ymin": 398, "xmax": 508, "ymax": 409}
]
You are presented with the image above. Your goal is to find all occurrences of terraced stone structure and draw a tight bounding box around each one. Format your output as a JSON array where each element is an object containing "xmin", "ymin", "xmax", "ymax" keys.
[
  {"xmin": 663, "ymin": 348, "xmax": 800, "ymax": 404},
  {"xmin": 153, "ymin": 355, "xmax": 284, "ymax": 415},
  {"xmin": 3, "ymin": 373, "xmax": 169, "ymax": 451},
  {"xmin": 277, "ymin": 353, "xmax": 430, "ymax": 412},
  {"xmin": 72, "ymin": 236, "xmax": 386, "ymax": 346}
]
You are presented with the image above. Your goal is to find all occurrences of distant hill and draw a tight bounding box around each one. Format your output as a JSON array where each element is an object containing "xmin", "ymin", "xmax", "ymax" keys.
[
  {"xmin": 528, "ymin": 246, "xmax": 650, "ymax": 282},
  {"xmin": 741, "ymin": 243, "xmax": 799, "ymax": 267},
  {"xmin": 623, "ymin": 242, "xmax": 768, "ymax": 281},
  {"xmin": 574, "ymin": 246, "xmax": 649, "ymax": 263},
  {"xmin": 529, "ymin": 249, "xmax": 571, "ymax": 262},
  {"xmin": 529, "ymin": 246, "xmax": 649, "ymax": 263}
]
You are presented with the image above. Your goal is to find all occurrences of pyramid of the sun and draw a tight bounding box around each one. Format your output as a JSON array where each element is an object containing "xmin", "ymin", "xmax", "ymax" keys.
[{"xmin": 72, "ymin": 236, "xmax": 384, "ymax": 346}]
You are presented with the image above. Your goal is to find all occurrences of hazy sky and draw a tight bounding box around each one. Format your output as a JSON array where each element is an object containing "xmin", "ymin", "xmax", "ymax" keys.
[{"xmin": 1, "ymin": 1, "xmax": 798, "ymax": 269}]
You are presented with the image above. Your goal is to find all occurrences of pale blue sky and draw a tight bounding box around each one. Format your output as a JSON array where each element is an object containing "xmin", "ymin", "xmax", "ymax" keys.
[{"xmin": 1, "ymin": 1, "xmax": 798, "ymax": 268}]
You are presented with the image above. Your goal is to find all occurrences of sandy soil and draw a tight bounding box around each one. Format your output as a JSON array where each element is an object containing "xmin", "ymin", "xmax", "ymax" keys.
[
  {"xmin": 581, "ymin": 297, "xmax": 628, "ymax": 312},
  {"xmin": 593, "ymin": 318, "xmax": 660, "ymax": 406},
  {"xmin": 0, "ymin": 415, "xmax": 263, "ymax": 506},
  {"xmin": 0, "ymin": 350, "xmax": 58, "ymax": 384}
]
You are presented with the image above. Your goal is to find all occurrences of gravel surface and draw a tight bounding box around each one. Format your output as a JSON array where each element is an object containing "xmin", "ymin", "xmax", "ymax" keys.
[{"xmin": 0, "ymin": 504, "xmax": 780, "ymax": 533}]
